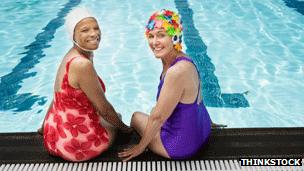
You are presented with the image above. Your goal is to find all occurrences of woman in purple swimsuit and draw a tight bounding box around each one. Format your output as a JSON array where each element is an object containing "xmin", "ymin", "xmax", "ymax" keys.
[{"xmin": 119, "ymin": 9, "xmax": 212, "ymax": 160}]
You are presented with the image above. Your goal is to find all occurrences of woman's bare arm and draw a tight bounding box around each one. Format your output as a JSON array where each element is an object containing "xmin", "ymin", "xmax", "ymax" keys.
[
  {"xmin": 71, "ymin": 58, "xmax": 130, "ymax": 131},
  {"xmin": 137, "ymin": 66, "xmax": 184, "ymax": 147}
]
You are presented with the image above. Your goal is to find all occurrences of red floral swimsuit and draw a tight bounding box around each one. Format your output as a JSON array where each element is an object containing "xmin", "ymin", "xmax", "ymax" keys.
[{"xmin": 43, "ymin": 56, "xmax": 109, "ymax": 161}]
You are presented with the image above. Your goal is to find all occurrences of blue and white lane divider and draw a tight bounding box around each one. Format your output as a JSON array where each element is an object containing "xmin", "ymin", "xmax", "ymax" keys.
[{"xmin": 175, "ymin": 0, "xmax": 249, "ymax": 108}]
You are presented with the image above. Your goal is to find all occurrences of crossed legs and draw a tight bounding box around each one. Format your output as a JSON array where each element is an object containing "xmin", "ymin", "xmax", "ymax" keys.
[{"xmin": 130, "ymin": 111, "xmax": 170, "ymax": 158}]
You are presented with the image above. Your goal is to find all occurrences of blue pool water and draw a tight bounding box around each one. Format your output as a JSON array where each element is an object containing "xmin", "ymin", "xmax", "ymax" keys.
[{"xmin": 0, "ymin": 0, "xmax": 303, "ymax": 132}]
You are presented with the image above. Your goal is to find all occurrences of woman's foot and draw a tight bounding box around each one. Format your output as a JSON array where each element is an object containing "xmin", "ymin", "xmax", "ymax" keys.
[
  {"xmin": 211, "ymin": 122, "xmax": 227, "ymax": 129},
  {"xmin": 37, "ymin": 127, "xmax": 43, "ymax": 135}
]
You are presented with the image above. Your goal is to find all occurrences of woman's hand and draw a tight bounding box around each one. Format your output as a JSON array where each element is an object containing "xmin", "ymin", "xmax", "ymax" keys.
[
  {"xmin": 37, "ymin": 127, "xmax": 43, "ymax": 135},
  {"xmin": 118, "ymin": 144, "xmax": 146, "ymax": 161},
  {"xmin": 120, "ymin": 126, "xmax": 134, "ymax": 134},
  {"xmin": 211, "ymin": 122, "xmax": 227, "ymax": 129},
  {"xmin": 116, "ymin": 112, "xmax": 133, "ymax": 133}
]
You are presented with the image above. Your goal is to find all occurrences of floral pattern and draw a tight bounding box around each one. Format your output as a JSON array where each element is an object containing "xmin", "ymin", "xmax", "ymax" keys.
[
  {"xmin": 64, "ymin": 139, "xmax": 98, "ymax": 160},
  {"xmin": 43, "ymin": 57, "xmax": 109, "ymax": 161},
  {"xmin": 145, "ymin": 9, "xmax": 183, "ymax": 51},
  {"xmin": 63, "ymin": 114, "xmax": 89, "ymax": 137},
  {"xmin": 44, "ymin": 123, "xmax": 58, "ymax": 155}
]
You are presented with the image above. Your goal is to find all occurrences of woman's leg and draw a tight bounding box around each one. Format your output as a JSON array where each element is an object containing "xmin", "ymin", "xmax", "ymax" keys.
[{"xmin": 131, "ymin": 111, "xmax": 170, "ymax": 158}]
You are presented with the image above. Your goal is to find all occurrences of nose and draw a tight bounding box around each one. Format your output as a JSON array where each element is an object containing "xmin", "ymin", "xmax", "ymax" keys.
[
  {"xmin": 89, "ymin": 29, "xmax": 100, "ymax": 38},
  {"xmin": 152, "ymin": 36, "xmax": 158, "ymax": 46}
]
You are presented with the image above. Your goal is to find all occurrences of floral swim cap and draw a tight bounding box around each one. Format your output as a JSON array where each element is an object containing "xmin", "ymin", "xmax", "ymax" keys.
[{"xmin": 145, "ymin": 9, "xmax": 183, "ymax": 51}]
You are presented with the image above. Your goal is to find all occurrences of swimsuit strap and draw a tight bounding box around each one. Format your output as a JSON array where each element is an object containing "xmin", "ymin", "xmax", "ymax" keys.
[
  {"xmin": 66, "ymin": 56, "xmax": 79, "ymax": 73},
  {"xmin": 60, "ymin": 57, "xmax": 79, "ymax": 90},
  {"xmin": 194, "ymin": 81, "xmax": 201, "ymax": 104},
  {"xmin": 170, "ymin": 56, "xmax": 194, "ymax": 67},
  {"xmin": 170, "ymin": 57, "xmax": 201, "ymax": 104},
  {"xmin": 160, "ymin": 57, "xmax": 194, "ymax": 80}
]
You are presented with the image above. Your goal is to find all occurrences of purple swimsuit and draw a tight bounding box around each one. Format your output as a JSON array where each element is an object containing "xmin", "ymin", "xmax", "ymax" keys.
[{"xmin": 157, "ymin": 57, "xmax": 211, "ymax": 159}]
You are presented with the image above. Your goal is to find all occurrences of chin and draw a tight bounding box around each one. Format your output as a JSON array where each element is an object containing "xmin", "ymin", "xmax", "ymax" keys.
[
  {"xmin": 93, "ymin": 45, "xmax": 99, "ymax": 50},
  {"xmin": 88, "ymin": 45, "xmax": 99, "ymax": 50},
  {"xmin": 153, "ymin": 52, "xmax": 163, "ymax": 58},
  {"xmin": 154, "ymin": 51, "xmax": 169, "ymax": 58},
  {"xmin": 154, "ymin": 55, "xmax": 162, "ymax": 59}
]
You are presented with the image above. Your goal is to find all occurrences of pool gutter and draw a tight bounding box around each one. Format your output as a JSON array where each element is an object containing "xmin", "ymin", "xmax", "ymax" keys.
[{"xmin": 0, "ymin": 127, "xmax": 303, "ymax": 164}]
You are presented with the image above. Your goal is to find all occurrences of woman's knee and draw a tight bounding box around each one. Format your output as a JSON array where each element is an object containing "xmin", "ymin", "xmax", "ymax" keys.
[{"xmin": 130, "ymin": 111, "xmax": 141, "ymax": 126}]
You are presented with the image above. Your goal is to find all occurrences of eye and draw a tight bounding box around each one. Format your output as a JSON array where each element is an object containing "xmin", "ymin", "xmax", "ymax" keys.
[
  {"xmin": 94, "ymin": 26, "xmax": 100, "ymax": 31},
  {"xmin": 81, "ymin": 28, "xmax": 89, "ymax": 32},
  {"xmin": 148, "ymin": 34, "xmax": 154, "ymax": 39},
  {"xmin": 160, "ymin": 34, "xmax": 166, "ymax": 37},
  {"xmin": 157, "ymin": 33, "xmax": 166, "ymax": 38}
]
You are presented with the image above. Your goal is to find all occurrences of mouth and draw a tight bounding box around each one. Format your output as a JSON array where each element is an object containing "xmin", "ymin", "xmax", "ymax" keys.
[
  {"xmin": 153, "ymin": 47, "xmax": 163, "ymax": 53},
  {"xmin": 87, "ymin": 38, "xmax": 100, "ymax": 44}
]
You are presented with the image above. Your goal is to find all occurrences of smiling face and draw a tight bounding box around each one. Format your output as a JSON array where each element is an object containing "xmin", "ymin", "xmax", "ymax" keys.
[
  {"xmin": 145, "ymin": 10, "xmax": 183, "ymax": 53},
  {"xmin": 74, "ymin": 17, "xmax": 101, "ymax": 51},
  {"xmin": 147, "ymin": 28, "xmax": 176, "ymax": 58}
]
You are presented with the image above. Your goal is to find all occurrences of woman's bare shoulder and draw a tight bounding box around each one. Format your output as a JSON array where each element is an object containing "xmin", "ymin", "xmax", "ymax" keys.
[
  {"xmin": 168, "ymin": 60, "xmax": 193, "ymax": 77},
  {"xmin": 165, "ymin": 65, "xmax": 188, "ymax": 85},
  {"xmin": 69, "ymin": 56, "xmax": 93, "ymax": 72}
]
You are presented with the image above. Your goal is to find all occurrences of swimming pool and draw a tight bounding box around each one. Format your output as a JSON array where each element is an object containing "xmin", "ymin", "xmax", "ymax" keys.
[{"xmin": 0, "ymin": 0, "xmax": 303, "ymax": 132}]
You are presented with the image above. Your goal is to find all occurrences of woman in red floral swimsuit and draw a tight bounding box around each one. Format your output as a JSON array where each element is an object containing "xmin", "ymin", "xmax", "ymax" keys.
[{"xmin": 39, "ymin": 7, "xmax": 131, "ymax": 162}]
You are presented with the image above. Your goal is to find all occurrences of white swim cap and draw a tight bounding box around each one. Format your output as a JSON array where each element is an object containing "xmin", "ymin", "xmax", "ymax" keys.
[{"xmin": 65, "ymin": 7, "xmax": 94, "ymax": 40}]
